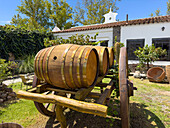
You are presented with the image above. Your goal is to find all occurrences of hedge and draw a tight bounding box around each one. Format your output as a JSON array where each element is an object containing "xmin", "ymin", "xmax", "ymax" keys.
[{"xmin": 0, "ymin": 25, "xmax": 53, "ymax": 60}]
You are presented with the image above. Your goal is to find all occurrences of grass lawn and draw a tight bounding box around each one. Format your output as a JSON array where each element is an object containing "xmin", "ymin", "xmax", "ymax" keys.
[
  {"xmin": 0, "ymin": 82, "xmax": 39, "ymax": 127},
  {"xmin": 129, "ymin": 76, "xmax": 170, "ymax": 128},
  {"xmin": 0, "ymin": 77, "xmax": 169, "ymax": 128}
]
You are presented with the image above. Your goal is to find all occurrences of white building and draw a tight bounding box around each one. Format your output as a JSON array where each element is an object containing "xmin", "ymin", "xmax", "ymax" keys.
[{"xmin": 52, "ymin": 11, "xmax": 170, "ymax": 65}]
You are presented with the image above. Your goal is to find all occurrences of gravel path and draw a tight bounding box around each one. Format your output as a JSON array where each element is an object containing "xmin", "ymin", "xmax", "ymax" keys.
[{"xmin": 2, "ymin": 78, "xmax": 22, "ymax": 86}]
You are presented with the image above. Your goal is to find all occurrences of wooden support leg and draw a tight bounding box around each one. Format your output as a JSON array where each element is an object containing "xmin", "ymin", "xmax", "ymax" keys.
[
  {"xmin": 100, "ymin": 87, "xmax": 103, "ymax": 93},
  {"xmin": 55, "ymin": 104, "xmax": 67, "ymax": 128}
]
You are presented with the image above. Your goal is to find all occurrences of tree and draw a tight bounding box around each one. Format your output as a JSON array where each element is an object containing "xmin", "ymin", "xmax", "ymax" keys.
[
  {"xmin": 74, "ymin": 0, "xmax": 121, "ymax": 25},
  {"xmin": 155, "ymin": 9, "xmax": 161, "ymax": 16},
  {"xmin": 11, "ymin": 0, "xmax": 49, "ymax": 31},
  {"xmin": 167, "ymin": 0, "xmax": 170, "ymax": 15},
  {"xmin": 134, "ymin": 44, "xmax": 167, "ymax": 71},
  {"xmin": 149, "ymin": 13, "xmax": 154, "ymax": 17},
  {"xmin": 11, "ymin": 0, "xmax": 74, "ymax": 31},
  {"xmin": 46, "ymin": 0, "xmax": 74, "ymax": 30},
  {"xmin": 150, "ymin": 9, "xmax": 161, "ymax": 17}
]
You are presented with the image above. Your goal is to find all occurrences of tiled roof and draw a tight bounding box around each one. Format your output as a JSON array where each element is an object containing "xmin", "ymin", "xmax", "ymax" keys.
[{"xmin": 52, "ymin": 15, "xmax": 170, "ymax": 33}]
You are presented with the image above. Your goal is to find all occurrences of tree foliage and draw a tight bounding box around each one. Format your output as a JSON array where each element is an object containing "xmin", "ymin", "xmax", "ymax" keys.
[
  {"xmin": 134, "ymin": 44, "xmax": 167, "ymax": 71},
  {"xmin": 44, "ymin": 33, "xmax": 100, "ymax": 47},
  {"xmin": 74, "ymin": 0, "xmax": 121, "ymax": 25},
  {"xmin": 11, "ymin": 0, "xmax": 74, "ymax": 31},
  {"xmin": 150, "ymin": 9, "xmax": 161, "ymax": 17},
  {"xmin": 167, "ymin": 0, "xmax": 170, "ymax": 15},
  {"xmin": 46, "ymin": 0, "xmax": 74, "ymax": 30}
]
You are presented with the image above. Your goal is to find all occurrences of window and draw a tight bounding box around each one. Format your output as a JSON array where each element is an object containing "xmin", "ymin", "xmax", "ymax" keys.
[
  {"xmin": 127, "ymin": 39, "xmax": 145, "ymax": 60},
  {"xmin": 152, "ymin": 38, "xmax": 170, "ymax": 61},
  {"xmin": 100, "ymin": 40, "xmax": 108, "ymax": 47}
]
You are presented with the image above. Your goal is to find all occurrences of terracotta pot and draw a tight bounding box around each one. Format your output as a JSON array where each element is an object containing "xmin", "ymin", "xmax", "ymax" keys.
[
  {"xmin": 147, "ymin": 67, "xmax": 165, "ymax": 82},
  {"xmin": 0, "ymin": 123, "xmax": 23, "ymax": 128}
]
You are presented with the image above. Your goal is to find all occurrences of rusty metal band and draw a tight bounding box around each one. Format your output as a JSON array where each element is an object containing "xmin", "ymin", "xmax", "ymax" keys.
[
  {"xmin": 61, "ymin": 45, "xmax": 74, "ymax": 89},
  {"xmin": 39, "ymin": 48, "xmax": 49, "ymax": 81},
  {"xmin": 45, "ymin": 46, "xmax": 56, "ymax": 85},
  {"xmin": 99, "ymin": 48, "xmax": 105, "ymax": 74},
  {"xmin": 77, "ymin": 47, "xmax": 88, "ymax": 87},
  {"xmin": 34, "ymin": 49, "xmax": 44, "ymax": 80},
  {"xmin": 82, "ymin": 48, "xmax": 91, "ymax": 87},
  {"xmin": 69, "ymin": 45, "xmax": 81, "ymax": 88}
]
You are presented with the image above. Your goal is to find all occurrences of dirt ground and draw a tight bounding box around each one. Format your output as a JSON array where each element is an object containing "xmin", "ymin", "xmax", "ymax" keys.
[
  {"xmin": 27, "ymin": 102, "xmax": 166, "ymax": 128},
  {"xmin": 27, "ymin": 77, "xmax": 169, "ymax": 128}
]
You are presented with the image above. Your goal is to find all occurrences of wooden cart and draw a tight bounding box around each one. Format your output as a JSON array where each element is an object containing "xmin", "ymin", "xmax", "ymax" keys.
[{"xmin": 17, "ymin": 47, "xmax": 137, "ymax": 128}]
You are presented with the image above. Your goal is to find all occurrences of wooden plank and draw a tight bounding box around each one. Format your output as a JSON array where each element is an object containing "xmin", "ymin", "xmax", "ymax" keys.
[
  {"xmin": 46, "ymin": 87, "xmax": 77, "ymax": 95},
  {"xmin": 96, "ymin": 83, "xmax": 108, "ymax": 87},
  {"xmin": 97, "ymin": 79, "xmax": 115, "ymax": 105},
  {"xmin": 27, "ymin": 87, "xmax": 37, "ymax": 93},
  {"xmin": 75, "ymin": 86, "xmax": 94, "ymax": 100},
  {"xmin": 17, "ymin": 90, "xmax": 108, "ymax": 117},
  {"xmin": 104, "ymin": 76, "xmax": 113, "ymax": 79},
  {"xmin": 55, "ymin": 104, "xmax": 67, "ymax": 128},
  {"xmin": 95, "ymin": 76, "xmax": 105, "ymax": 85},
  {"xmin": 87, "ymin": 92, "xmax": 101, "ymax": 98},
  {"xmin": 36, "ymin": 84, "xmax": 51, "ymax": 93}
]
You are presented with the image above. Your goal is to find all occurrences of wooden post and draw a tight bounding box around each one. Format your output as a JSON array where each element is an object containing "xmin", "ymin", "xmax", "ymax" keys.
[{"xmin": 55, "ymin": 104, "xmax": 67, "ymax": 128}]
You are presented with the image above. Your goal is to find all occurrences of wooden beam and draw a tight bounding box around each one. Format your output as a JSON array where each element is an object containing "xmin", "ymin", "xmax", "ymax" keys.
[
  {"xmin": 104, "ymin": 76, "xmax": 113, "ymax": 79},
  {"xmin": 96, "ymin": 83, "xmax": 108, "ymax": 87},
  {"xmin": 97, "ymin": 79, "xmax": 115, "ymax": 105},
  {"xmin": 17, "ymin": 90, "xmax": 108, "ymax": 117},
  {"xmin": 46, "ymin": 87, "xmax": 77, "ymax": 95},
  {"xmin": 75, "ymin": 86, "xmax": 94, "ymax": 100},
  {"xmin": 87, "ymin": 92, "xmax": 101, "ymax": 98},
  {"xmin": 55, "ymin": 104, "xmax": 67, "ymax": 128},
  {"xmin": 27, "ymin": 87, "xmax": 37, "ymax": 93}
]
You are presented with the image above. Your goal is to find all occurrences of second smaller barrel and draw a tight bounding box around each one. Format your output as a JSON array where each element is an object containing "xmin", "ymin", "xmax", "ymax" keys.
[
  {"xmin": 107, "ymin": 47, "xmax": 114, "ymax": 68},
  {"xmin": 93, "ymin": 46, "xmax": 109, "ymax": 76}
]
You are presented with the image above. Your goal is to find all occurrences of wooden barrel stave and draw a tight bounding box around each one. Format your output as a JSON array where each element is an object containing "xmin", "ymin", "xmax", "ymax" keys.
[{"xmin": 64, "ymin": 45, "xmax": 81, "ymax": 88}]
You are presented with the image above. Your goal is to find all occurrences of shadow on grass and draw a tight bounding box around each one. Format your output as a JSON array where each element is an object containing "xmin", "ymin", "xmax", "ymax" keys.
[
  {"xmin": 44, "ymin": 102, "xmax": 165, "ymax": 128},
  {"xmin": 130, "ymin": 102, "xmax": 165, "ymax": 128}
]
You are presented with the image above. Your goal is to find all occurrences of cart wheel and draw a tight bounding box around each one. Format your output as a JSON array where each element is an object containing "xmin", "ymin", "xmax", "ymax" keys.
[
  {"xmin": 32, "ymin": 75, "xmax": 56, "ymax": 117},
  {"xmin": 119, "ymin": 47, "xmax": 130, "ymax": 128}
]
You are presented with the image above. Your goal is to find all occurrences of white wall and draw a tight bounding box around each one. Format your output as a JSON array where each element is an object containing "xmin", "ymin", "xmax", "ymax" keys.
[
  {"xmin": 121, "ymin": 22, "xmax": 170, "ymax": 65},
  {"xmin": 53, "ymin": 28, "xmax": 114, "ymax": 47},
  {"xmin": 121, "ymin": 22, "xmax": 170, "ymax": 47}
]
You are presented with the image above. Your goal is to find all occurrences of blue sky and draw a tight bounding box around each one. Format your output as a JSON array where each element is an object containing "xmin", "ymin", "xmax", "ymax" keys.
[{"xmin": 0, "ymin": 0, "xmax": 169, "ymax": 26}]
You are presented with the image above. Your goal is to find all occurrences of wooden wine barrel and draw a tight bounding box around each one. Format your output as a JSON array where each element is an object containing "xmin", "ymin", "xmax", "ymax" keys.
[
  {"xmin": 92, "ymin": 46, "xmax": 109, "ymax": 76},
  {"xmin": 106, "ymin": 47, "xmax": 114, "ymax": 68},
  {"xmin": 34, "ymin": 44, "xmax": 99, "ymax": 89},
  {"xmin": 166, "ymin": 65, "xmax": 170, "ymax": 84}
]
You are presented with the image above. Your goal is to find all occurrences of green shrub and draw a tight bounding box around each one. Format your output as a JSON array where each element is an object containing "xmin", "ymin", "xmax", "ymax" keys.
[
  {"xmin": 0, "ymin": 59, "xmax": 11, "ymax": 80},
  {"xmin": 44, "ymin": 33, "xmax": 100, "ymax": 47},
  {"xmin": 0, "ymin": 25, "xmax": 53, "ymax": 60},
  {"xmin": 134, "ymin": 44, "xmax": 167, "ymax": 71},
  {"xmin": 18, "ymin": 55, "xmax": 35, "ymax": 74}
]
